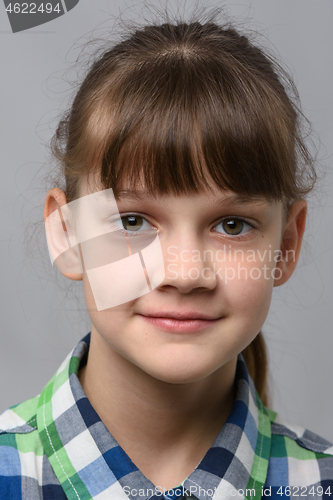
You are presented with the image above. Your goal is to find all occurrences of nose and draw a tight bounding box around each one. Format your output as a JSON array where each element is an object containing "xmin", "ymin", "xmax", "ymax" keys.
[{"xmin": 159, "ymin": 234, "xmax": 217, "ymax": 294}]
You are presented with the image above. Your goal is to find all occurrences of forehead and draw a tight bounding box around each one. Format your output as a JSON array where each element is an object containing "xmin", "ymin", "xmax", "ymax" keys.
[
  {"xmin": 116, "ymin": 188, "xmax": 274, "ymax": 208},
  {"xmin": 79, "ymin": 174, "xmax": 276, "ymax": 209}
]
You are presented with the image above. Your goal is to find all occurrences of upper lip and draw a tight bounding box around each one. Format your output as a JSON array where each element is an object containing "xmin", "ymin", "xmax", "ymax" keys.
[{"xmin": 139, "ymin": 311, "xmax": 220, "ymax": 320}]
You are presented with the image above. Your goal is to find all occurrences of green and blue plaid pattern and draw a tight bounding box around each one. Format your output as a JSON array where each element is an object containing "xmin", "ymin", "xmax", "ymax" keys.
[{"xmin": 1, "ymin": 332, "xmax": 332, "ymax": 500}]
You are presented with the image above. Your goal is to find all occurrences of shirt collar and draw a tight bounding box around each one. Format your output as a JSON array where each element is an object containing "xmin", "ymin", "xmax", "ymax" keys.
[{"xmin": 36, "ymin": 333, "xmax": 271, "ymax": 500}]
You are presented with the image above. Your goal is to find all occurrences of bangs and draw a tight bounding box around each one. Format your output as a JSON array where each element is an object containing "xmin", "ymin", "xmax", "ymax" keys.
[{"xmin": 95, "ymin": 48, "xmax": 297, "ymax": 200}]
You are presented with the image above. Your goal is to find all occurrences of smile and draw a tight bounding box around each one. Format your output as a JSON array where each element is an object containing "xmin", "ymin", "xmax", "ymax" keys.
[{"xmin": 138, "ymin": 314, "xmax": 221, "ymax": 333}]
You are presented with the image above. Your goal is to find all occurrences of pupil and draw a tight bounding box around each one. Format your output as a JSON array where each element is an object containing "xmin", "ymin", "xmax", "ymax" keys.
[
  {"xmin": 122, "ymin": 215, "xmax": 142, "ymax": 231},
  {"xmin": 223, "ymin": 220, "xmax": 242, "ymax": 234},
  {"xmin": 128, "ymin": 217, "xmax": 137, "ymax": 226}
]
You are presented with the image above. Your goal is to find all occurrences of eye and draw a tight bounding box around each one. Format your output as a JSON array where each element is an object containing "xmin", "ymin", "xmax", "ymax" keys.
[
  {"xmin": 111, "ymin": 214, "xmax": 154, "ymax": 234},
  {"xmin": 213, "ymin": 218, "xmax": 253, "ymax": 237}
]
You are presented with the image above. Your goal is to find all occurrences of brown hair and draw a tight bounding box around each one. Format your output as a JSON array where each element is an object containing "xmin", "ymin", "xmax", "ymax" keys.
[{"xmin": 51, "ymin": 17, "xmax": 316, "ymax": 406}]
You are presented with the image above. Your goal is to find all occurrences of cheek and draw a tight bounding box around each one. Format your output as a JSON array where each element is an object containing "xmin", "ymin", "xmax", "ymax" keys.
[
  {"xmin": 83, "ymin": 285, "xmax": 135, "ymax": 358},
  {"xmin": 222, "ymin": 259, "xmax": 275, "ymax": 329},
  {"xmin": 82, "ymin": 271, "xmax": 132, "ymax": 329}
]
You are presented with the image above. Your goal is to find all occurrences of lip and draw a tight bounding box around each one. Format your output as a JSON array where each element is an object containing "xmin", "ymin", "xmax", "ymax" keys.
[
  {"xmin": 138, "ymin": 311, "xmax": 222, "ymax": 333},
  {"xmin": 139, "ymin": 310, "xmax": 219, "ymax": 320}
]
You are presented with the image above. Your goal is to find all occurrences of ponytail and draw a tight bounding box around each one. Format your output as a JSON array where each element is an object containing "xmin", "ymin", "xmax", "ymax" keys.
[{"xmin": 241, "ymin": 331, "xmax": 268, "ymax": 407}]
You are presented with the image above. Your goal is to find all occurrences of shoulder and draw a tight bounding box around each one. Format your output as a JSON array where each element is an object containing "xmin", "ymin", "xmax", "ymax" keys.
[
  {"xmin": 265, "ymin": 407, "xmax": 333, "ymax": 491},
  {"xmin": 0, "ymin": 396, "xmax": 44, "ymax": 476}
]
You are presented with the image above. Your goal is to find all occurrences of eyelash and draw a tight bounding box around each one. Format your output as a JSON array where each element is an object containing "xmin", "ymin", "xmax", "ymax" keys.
[
  {"xmin": 213, "ymin": 217, "xmax": 256, "ymax": 240},
  {"xmin": 109, "ymin": 213, "xmax": 256, "ymax": 240},
  {"xmin": 108, "ymin": 213, "xmax": 156, "ymax": 236}
]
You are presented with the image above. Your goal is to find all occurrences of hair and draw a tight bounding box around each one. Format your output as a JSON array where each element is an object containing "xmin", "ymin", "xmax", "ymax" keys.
[{"xmin": 50, "ymin": 14, "xmax": 317, "ymax": 407}]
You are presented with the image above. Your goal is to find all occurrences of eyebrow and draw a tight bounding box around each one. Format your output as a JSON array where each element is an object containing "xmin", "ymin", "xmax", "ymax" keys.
[
  {"xmin": 116, "ymin": 190, "xmax": 159, "ymax": 201},
  {"xmin": 116, "ymin": 189, "xmax": 272, "ymax": 206},
  {"xmin": 216, "ymin": 194, "xmax": 271, "ymax": 207}
]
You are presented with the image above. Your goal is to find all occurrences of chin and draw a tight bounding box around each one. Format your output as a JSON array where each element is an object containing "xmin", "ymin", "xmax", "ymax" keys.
[
  {"xmin": 141, "ymin": 360, "xmax": 219, "ymax": 385},
  {"xmin": 152, "ymin": 371, "xmax": 208, "ymax": 385}
]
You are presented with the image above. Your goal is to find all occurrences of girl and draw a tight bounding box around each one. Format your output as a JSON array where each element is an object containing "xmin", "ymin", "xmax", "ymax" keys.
[{"xmin": 1, "ymin": 14, "xmax": 332, "ymax": 500}]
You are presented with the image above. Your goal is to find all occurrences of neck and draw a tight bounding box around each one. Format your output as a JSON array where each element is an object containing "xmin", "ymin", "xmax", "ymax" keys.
[{"xmin": 78, "ymin": 326, "xmax": 237, "ymax": 489}]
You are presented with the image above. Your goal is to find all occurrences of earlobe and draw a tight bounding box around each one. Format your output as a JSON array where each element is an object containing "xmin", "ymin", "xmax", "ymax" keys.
[
  {"xmin": 44, "ymin": 188, "xmax": 83, "ymax": 281},
  {"xmin": 273, "ymin": 199, "xmax": 307, "ymax": 287}
]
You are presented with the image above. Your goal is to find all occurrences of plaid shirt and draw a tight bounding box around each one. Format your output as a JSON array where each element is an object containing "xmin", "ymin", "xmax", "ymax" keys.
[{"xmin": 1, "ymin": 333, "xmax": 333, "ymax": 500}]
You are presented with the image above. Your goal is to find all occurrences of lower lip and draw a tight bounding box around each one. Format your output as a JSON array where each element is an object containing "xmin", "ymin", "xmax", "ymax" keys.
[{"xmin": 139, "ymin": 315, "xmax": 220, "ymax": 333}]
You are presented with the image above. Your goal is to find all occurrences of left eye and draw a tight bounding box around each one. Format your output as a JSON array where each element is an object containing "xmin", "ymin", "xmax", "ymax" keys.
[
  {"xmin": 214, "ymin": 218, "xmax": 253, "ymax": 236},
  {"xmin": 112, "ymin": 214, "xmax": 153, "ymax": 233}
]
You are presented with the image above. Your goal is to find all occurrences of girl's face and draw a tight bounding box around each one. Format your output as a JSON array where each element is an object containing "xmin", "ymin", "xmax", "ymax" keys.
[{"xmin": 73, "ymin": 177, "xmax": 298, "ymax": 385}]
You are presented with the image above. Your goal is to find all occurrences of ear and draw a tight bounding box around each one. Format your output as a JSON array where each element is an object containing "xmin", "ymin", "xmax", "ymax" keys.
[
  {"xmin": 274, "ymin": 199, "xmax": 307, "ymax": 287},
  {"xmin": 44, "ymin": 188, "xmax": 83, "ymax": 281}
]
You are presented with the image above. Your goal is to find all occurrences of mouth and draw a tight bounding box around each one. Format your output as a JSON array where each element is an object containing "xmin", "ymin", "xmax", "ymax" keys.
[{"xmin": 138, "ymin": 311, "xmax": 222, "ymax": 333}]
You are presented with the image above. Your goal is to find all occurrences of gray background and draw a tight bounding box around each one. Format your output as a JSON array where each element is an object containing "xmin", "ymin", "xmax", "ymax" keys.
[{"xmin": 1, "ymin": 0, "xmax": 332, "ymax": 440}]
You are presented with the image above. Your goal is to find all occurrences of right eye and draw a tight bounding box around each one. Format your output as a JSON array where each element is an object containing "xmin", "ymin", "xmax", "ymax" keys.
[{"xmin": 111, "ymin": 214, "xmax": 155, "ymax": 234}]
